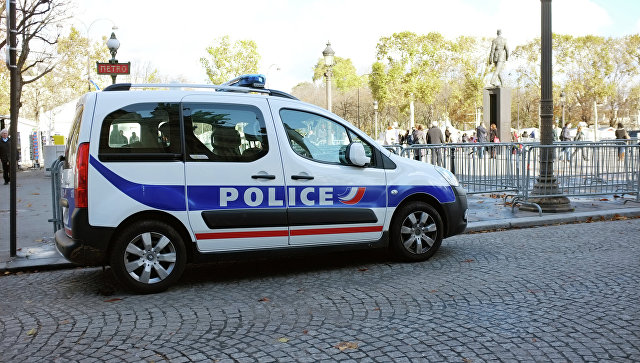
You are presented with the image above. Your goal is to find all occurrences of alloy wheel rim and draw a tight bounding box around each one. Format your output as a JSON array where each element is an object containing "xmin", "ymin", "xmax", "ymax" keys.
[
  {"xmin": 123, "ymin": 232, "xmax": 177, "ymax": 284},
  {"xmin": 399, "ymin": 211, "xmax": 437, "ymax": 255}
]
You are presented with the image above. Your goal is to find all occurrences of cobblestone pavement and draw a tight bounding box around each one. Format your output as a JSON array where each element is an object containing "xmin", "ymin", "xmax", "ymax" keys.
[{"xmin": 1, "ymin": 219, "xmax": 639, "ymax": 362}]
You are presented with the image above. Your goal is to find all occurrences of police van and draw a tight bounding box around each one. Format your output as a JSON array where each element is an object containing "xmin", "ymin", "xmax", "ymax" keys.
[{"xmin": 55, "ymin": 75, "xmax": 467, "ymax": 293}]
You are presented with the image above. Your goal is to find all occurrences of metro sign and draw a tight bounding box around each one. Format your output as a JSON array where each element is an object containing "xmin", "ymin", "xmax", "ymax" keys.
[{"xmin": 96, "ymin": 62, "xmax": 131, "ymax": 75}]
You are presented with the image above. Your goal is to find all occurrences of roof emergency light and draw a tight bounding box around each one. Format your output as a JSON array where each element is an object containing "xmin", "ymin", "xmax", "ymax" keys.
[{"xmin": 222, "ymin": 74, "xmax": 266, "ymax": 88}]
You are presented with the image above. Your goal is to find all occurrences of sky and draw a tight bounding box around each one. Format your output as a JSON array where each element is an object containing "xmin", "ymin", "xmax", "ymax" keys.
[{"xmin": 70, "ymin": 0, "xmax": 640, "ymax": 92}]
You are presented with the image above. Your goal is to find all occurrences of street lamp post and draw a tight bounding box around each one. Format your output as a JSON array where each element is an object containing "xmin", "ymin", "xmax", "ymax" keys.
[
  {"xmin": 373, "ymin": 100, "xmax": 379, "ymax": 140},
  {"xmin": 521, "ymin": 0, "xmax": 573, "ymax": 213},
  {"xmin": 560, "ymin": 91, "xmax": 566, "ymax": 126},
  {"xmin": 76, "ymin": 19, "xmax": 117, "ymax": 91},
  {"xmin": 322, "ymin": 41, "xmax": 335, "ymax": 112},
  {"xmin": 106, "ymin": 32, "xmax": 120, "ymax": 84}
]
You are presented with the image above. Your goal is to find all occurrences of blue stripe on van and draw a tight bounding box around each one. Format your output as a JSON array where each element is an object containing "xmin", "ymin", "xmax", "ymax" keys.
[
  {"xmin": 90, "ymin": 157, "xmax": 456, "ymax": 212},
  {"xmin": 387, "ymin": 185, "xmax": 455, "ymax": 206},
  {"xmin": 90, "ymin": 156, "xmax": 186, "ymax": 211}
]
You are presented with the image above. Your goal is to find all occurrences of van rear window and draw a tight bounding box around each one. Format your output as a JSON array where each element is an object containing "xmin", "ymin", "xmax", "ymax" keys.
[
  {"xmin": 98, "ymin": 103, "xmax": 181, "ymax": 161},
  {"xmin": 64, "ymin": 104, "xmax": 84, "ymax": 169}
]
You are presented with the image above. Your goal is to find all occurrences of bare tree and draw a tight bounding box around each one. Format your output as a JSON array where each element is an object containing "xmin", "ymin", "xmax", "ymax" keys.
[{"xmin": 1, "ymin": 0, "xmax": 69, "ymax": 117}]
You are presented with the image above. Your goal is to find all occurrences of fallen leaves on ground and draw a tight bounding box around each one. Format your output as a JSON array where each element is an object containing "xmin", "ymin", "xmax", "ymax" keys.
[
  {"xmin": 599, "ymin": 198, "xmax": 609, "ymax": 201},
  {"xmin": 357, "ymin": 267, "xmax": 368, "ymax": 272},
  {"xmin": 31, "ymin": 193, "xmax": 40, "ymax": 195},
  {"xmin": 26, "ymin": 328, "xmax": 38, "ymax": 336},
  {"xmin": 462, "ymin": 259, "xmax": 474, "ymax": 263},
  {"xmin": 103, "ymin": 298, "xmax": 122, "ymax": 303},
  {"xmin": 258, "ymin": 297, "xmax": 270, "ymax": 302},
  {"xmin": 335, "ymin": 341, "xmax": 358, "ymax": 351},
  {"xmin": 277, "ymin": 337, "xmax": 290, "ymax": 343}
]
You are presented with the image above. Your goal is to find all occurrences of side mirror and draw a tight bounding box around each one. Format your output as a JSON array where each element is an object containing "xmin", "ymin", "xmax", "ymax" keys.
[{"xmin": 340, "ymin": 142, "xmax": 370, "ymax": 166}]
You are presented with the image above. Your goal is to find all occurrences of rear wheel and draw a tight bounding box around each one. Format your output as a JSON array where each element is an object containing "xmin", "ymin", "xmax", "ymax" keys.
[
  {"xmin": 390, "ymin": 202, "xmax": 443, "ymax": 261},
  {"xmin": 110, "ymin": 220, "xmax": 186, "ymax": 294}
]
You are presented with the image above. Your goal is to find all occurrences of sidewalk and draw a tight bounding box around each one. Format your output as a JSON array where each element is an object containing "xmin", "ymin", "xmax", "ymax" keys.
[{"xmin": 1, "ymin": 168, "xmax": 639, "ymax": 272}]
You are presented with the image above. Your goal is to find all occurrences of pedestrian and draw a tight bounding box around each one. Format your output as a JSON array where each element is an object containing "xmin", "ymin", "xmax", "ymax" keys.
[
  {"xmin": 489, "ymin": 123, "xmax": 498, "ymax": 158},
  {"xmin": 412, "ymin": 124, "xmax": 426, "ymax": 160},
  {"xmin": 559, "ymin": 122, "xmax": 572, "ymax": 161},
  {"xmin": 615, "ymin": 122, "xmax": 630, "ymax": 161},
  {"xmin": 572, "ymin": 125, "xmax": 588, "ymax": 161},
  {"xmin": 0, "ymin": 129, "xmax": 13, "ymax": 185},
  {"xmin": 445, "ymin": 127, "xmax": 451, "ymax": 143},
  {"xmin": 427, "ymin": 122, "xmax": 444, "ymax": 166},
  {"xmin": 406, "ymin": 128, "xmax": 415, "ymax": 145},
  {"xmin": 476, "ymin": 123, "xmax": 487, "ymax": 158},
  {"xmin": 383, "ymin": 125, "xmax": 398, "ymax": 145},
  {"xmin": 399, "ymin": 129, "xmax": 410, "ymax": 145},
  {"xmin": 461, "ymin": 133, "xmax": 469, "ymax": 143}
]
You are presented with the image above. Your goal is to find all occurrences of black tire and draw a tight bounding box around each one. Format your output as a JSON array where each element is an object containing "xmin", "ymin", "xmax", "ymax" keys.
[
  {"xmin": 110, "ymin": 220, "xmax": 187, "ymax": 294},
  {"xmin": 390, "ymin": 201, "xmax": 444, "ymax": 262}
]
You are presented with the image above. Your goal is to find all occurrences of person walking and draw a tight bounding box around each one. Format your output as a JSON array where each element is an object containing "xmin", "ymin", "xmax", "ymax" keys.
[
  {"xmin": 572, "ymin": 125, "xmax": 588, "ymax": 161},
  {"xmin": 476, "ymin": 123, "xmax": 487, "ymax": 158},
  {"xmin": 489, "ymin": 123, "xmax": 499, "ymax": 158},
  {"xmin": 0, "ymin": 129, "xmax": 13, "ymax": 185},
  {"xmin": 559, "ymin": 122, "xmax": 572, "ymax": 161},
  {"xmin": 412, "ymin": 124, "xmax": 426, "ymax": 161},
  {"xmin": 615, "ymin": 122, "xmax": 630, "ymax": 161},
  {"xmin": 427, "ymin": 122, "xmax": 444, "ymax": 166}
]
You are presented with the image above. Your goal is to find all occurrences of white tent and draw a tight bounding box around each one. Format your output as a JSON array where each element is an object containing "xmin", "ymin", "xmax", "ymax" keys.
[{"xmin": 40, "ymin": 98, "xmax": 81, "ymax": 142}]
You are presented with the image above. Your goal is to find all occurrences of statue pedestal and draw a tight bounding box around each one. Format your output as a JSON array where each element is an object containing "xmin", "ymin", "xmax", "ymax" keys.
[{"xmin": 483, "ymin": 87, "xmax": 511, "ymax": 142}]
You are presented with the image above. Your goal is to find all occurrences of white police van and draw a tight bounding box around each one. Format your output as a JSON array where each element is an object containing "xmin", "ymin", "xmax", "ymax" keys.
[{"xmin": 55, "ymin": 75, "xmax": 467, "ymax": 293}]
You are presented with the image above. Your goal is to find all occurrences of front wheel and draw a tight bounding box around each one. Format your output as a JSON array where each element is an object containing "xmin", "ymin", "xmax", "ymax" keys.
[
  {"xmin": 390, "ymin": 202, "xmax": 444, "ymax": 261},
  {"xmin": 110, "ymin": 220, "xmax": 187, "ymax": 294}
]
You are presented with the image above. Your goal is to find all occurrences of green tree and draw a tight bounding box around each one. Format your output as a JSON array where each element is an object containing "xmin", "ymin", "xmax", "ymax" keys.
[
  {"xmin": 369, "ymin": 31, "xmax": 451, "ymax": 119},
  {"xmin": 200, "ymin": 35, "xmax": 260, "ymax": 85},
  {"xmin": 312, "ymin": 56, "xmax": 364, "ymax": 92}
]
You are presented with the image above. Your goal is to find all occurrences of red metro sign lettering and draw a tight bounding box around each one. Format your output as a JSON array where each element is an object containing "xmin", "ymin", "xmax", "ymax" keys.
[{"xmin": 96, "ymin": 62, "xmax": 131, "ymax": 75}]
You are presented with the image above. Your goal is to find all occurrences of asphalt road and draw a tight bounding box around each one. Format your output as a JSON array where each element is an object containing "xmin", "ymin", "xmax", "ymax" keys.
[{"xmin": 1, "ymin": 219, "xmax": 639, "ymax": 362}]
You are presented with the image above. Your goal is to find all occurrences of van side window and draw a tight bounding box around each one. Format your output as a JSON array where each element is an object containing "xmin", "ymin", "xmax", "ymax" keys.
[
  {"xmin": 183, "ymin": 103, "xmax": 268, "ymax": 162},
  {"xmin": 98, "ymin": 103, "xmax": 181, "ymax": 161},
  {"xmin": 280, "ymin": 109, "xmax": 371, "ymax": 165}
]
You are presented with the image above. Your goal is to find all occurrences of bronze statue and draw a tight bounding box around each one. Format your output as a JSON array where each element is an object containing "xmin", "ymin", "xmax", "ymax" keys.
[{"xmin": 488, "ymin": 29, "xmax": 509, "ymax": 87}]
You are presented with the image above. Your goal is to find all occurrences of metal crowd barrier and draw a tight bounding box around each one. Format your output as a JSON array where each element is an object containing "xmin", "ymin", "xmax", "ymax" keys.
[
  {"xmin": 519, "ymin": 143, "xmax": 639, "ymax": 203},
  {"xmin": 47, "ymin": 156, "xmax": 65, "ymax": 234},
  {"xmin": 400, "ymin": 143, "xmax": 526, "ymax": 195},
  {"xmin": 388, "ymin": 141, "xmax": 640, "ymax": 211}
]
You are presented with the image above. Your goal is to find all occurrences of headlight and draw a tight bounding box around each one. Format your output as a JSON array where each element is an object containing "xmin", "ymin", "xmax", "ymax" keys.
[{"xmin": 434, "ymin": 165, "xmax": 460, "ymax": 187}]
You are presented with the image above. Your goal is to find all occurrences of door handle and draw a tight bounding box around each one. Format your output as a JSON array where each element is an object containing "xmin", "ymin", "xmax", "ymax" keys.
[
  {"xmin": 291, "ymin": 175, "xmax": 314, "ymax": 180},
  {"xmin": 251, "ymin": 174, "xmax": 276, "ymax": 180}
]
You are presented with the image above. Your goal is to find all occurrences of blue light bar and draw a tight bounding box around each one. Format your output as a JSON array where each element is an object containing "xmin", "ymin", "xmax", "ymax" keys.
[{"xmin": 221, "ymin": 74, "xmax": 266, "ymax": 88}]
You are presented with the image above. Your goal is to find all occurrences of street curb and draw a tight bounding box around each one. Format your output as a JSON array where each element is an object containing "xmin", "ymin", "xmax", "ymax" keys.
[
  {"xmin": 0, "ymin": 257, "xmax": 76, "ymax": 273},
  {"xmin": 465, "ymin": 207, "xmax": 640, "ymax": 233}
]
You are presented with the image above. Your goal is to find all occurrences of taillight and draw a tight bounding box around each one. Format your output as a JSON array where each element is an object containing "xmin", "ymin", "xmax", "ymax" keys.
[{"xmin": 75, "ymin": 142, "xmax": 90, "ymax": 208}]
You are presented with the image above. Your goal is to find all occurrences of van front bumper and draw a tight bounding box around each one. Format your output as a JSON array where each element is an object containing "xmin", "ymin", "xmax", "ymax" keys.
[{"xmin": 442, "ymin": 185, "xmax": 468, "ymax": 237}]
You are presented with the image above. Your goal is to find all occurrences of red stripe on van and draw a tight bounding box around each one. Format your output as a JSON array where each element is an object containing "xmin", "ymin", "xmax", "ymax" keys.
[
  {"xmin": 196, "ymin": 230, "xmax": 289, "ymax": 240},
  {"xmin": 290, "ymin": 225, "xmax": 383, "ymax": 236}
]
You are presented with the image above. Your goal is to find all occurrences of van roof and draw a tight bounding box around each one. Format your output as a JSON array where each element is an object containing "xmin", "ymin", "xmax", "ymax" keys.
[{"xmin": 102, "ymin": 83, "xmax": 298, "ymax": 101}]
